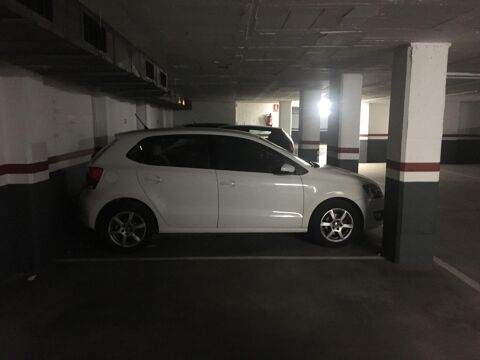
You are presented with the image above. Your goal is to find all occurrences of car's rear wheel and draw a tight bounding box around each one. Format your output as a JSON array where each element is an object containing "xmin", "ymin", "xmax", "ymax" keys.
[
  {"xmin": 97, "ymin": 200, "xmax": 157, "ymax": 252},
  {"xmin": 309, "ymin": 199, "xmax": 363, "ymax": 247}
]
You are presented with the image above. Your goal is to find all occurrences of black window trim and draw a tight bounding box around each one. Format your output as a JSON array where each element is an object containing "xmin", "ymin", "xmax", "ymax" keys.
[
  {"xmin": 125, "ymin": 133, "xmax": 308, "ymax": 175},
  {"xmin": 126, "ymin": 134, "xmax": 212, "ymax": 170},
  {"xmin": 210, "ymin": 134, "xmax": 308, "ymax": 175}
]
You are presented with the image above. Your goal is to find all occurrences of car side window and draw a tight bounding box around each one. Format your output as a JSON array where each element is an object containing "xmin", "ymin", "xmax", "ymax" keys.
[
  {"xmin": 127, "ymin": 135, "xmax": 210, "ymax": 169},
  {"xmin": 212, "ymin": 135, "xmax": 298, "ymax": 174}
]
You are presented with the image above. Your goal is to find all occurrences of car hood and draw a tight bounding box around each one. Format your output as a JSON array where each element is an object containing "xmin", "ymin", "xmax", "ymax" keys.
[{"xmin": 309, "ymin": 165, "xmax": 380, "ymax": 186}]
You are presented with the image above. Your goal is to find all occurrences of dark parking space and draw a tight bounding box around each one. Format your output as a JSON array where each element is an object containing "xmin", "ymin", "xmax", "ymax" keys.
[
  {"xmin": 436, "ymin": 165, "xmax": 480, "ymax": 283},
  {"xmin": 360, "ymin": 164, "xmax": 480, "ymax": 284},
  {"xmin": 1, "ymin": 259, "xmax": 479, "ymax": 360}
]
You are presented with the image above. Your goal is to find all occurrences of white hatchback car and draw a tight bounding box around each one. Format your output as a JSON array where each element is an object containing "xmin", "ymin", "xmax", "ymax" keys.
[{"xmin": 80, "ymin": 128, "xmax": 383, "ymax": 251}]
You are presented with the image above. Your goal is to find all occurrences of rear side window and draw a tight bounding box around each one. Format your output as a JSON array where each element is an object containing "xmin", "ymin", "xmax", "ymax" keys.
[{"xmin": 127, "ymin": 135, "xmax": 210, "ymax": 169}]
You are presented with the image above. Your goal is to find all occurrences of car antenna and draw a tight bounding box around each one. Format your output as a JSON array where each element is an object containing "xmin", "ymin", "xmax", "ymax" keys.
[{"xmin": 135, "ymin": 113, "xmax": 149, "ymax": 130}]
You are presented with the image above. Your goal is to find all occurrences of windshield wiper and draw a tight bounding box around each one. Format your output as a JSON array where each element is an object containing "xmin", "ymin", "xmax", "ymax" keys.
[{"xmin": 309, "ymin": 161, "xmax": 320, "ymax": 168}]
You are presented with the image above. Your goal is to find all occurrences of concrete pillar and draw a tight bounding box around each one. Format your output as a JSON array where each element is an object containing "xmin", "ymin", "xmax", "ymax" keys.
[
  {"xmin": 0, "ymin": 70, "xmax": 54, "ymax": 275},
  {"xmin": 279, "ymin": 100, "xmax": 292, "ymax": 136},
  {"xmin": 326, "ymin": 73, "xmax": 363, "ymax": 172},
  {"xmin": 299, "ymin": 89, "xmax": 322, "ymax": 162},
  {"xmin": 383, "ymin": 43, "xmax": 450, "ymax": 268},
  {"xmin": 92, "ymin": 96, "xmax": 109, "ymax": 151}
]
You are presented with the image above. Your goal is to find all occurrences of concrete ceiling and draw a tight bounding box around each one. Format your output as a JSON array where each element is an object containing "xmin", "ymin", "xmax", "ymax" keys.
[{"xmin": 80, "ymin": 0, "xmax": 480, "ymax": 101}]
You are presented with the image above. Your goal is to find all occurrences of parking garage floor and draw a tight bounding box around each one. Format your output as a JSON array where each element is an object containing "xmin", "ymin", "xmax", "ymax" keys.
[{"xmin": 1, "ymin": 164, "xmax": 479, "ymax": 359}]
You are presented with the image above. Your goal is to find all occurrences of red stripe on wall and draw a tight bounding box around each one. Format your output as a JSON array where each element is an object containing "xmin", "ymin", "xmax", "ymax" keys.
[
  {"xmin": 360, "ymin": 133, "xmax": 480, "ymax": 138},
  {"xmin": 329, "ymin": 146, "xmax": 359, "ymax": 154},
  {"xmin": 0, "ymin": 148, "xmax": 94, "ymax": 176},
  {"xmin": 387, "ymin": 160, "xmax": 440, "ymax": 172},
  {"xmin": 442, "ymin": 134, "xmax": 480, "ymax": 138},
  {"xmin": 48, "ymin": 148, "xmax": 94, "ymax": 165},
  {"xmin": 0, "ymin": 161, "xmax": 49, "ymax": 176}
]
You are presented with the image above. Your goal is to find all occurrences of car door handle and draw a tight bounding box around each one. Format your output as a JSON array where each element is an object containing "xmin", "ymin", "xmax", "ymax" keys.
[
  {"xmin": 144, "ymin": 175, "xmax": 163, "ymax": 184},
  {"xmin": 219, "ymin": 180, "xmax": 236, "ymax": 187}
]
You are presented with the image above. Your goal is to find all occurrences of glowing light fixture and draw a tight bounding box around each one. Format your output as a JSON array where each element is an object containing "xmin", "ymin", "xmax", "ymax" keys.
[{"xmin": 318, "ymin": 98, "xmax": 332, "ymax": 118}]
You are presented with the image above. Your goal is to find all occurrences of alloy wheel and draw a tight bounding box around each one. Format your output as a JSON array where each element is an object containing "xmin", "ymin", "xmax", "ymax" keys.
[
  {"xmin": 108, "ymin": 211, "xmax": 147, "ymax": 248},
  {"xmin": 319, "ymin": 208, "xmax": 354, "ymax": 243}
]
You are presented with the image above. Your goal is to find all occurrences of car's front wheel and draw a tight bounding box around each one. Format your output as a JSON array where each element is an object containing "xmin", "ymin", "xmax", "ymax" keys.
[
  {"xmin": 309, "ymin": 199, "xmax": 363, "ymax": 247},
  {"xmin": 97, "ymin": 200, "xmax": 157, "ymax": 252}
]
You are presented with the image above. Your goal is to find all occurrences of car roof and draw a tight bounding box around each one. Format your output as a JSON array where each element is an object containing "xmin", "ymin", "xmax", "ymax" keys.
[
  {"xmin": 114, "ymin": 127, "xmax": 299, "ymax": 156},
  {"xmin": 116, "ymin": 127, "xmax": 268, "ymax": 142},
  {"xmin": 226, "ymin": 125, "xmax": 281, "ymax": 131},
  {"xmin": 183, "ymin": 122, "xmax": 228, "ymax": 128}
]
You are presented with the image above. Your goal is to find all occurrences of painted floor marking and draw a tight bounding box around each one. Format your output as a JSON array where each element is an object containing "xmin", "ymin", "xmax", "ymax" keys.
[
  {"xmin": 434, "ymin": 256, "xmax": 480, "ymax": 293},
  {"xmin": 56, "ymin": 255, "xmax": 384, "ymax": 263}
]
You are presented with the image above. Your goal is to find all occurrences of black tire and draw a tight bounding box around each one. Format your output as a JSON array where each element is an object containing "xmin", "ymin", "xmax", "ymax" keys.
[
  {"xmin": 97, "ymin": 199, "xmax": 158, "ymax": 252},
  {"xmin": 309, "ymin": 199, "xmax": 363, "ymax": 247}
]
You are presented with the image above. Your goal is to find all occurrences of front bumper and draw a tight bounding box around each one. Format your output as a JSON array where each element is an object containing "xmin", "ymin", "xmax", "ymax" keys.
[{"xmin": 364, "ymin": 197, "xmax": 384, "ymax": 229}]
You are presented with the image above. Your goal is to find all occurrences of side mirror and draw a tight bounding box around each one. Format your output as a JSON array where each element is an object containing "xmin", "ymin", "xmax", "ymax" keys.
[{"xmin": 279, "ymin": 163, "xmax": 295, "ymax": 174}]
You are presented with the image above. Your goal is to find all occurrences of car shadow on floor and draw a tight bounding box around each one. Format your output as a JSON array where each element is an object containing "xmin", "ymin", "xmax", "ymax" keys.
[{"xmin": 57, "ymin": 221, "xmax": 383, "ymax": 259}]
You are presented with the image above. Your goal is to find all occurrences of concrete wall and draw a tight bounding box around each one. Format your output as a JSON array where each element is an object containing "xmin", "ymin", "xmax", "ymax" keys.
[
  {"xmin": 173, "ymin": 101, "xmax": 236, "ymax": 126},
  {"xmin": 359, "ymin": 100, "xmax": 480, "ymax": 164},
  {"xmin": 359, "ymin": 102, "xmax": 389, "ymax": 163},
  {"xmin": 0, "ymin": 63, "xmax": 173, "ymax": 281},
  {"xmin": 442, "ymin": 101, "xmax": 480, "ymax": 163},
  {"xmin": 235, "ymin": 102, "xmax": 280, "ymax": 127}
]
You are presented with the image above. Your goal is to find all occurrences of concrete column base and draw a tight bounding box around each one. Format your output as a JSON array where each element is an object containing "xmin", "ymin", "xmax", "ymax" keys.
[{"xmin": 382, "ymin": 178, "xmax": 439, "ymax": 268}]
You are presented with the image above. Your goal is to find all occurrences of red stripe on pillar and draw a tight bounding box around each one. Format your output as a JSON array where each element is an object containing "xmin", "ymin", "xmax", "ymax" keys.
[
  {"xmin": 329, "ymin": 146, "xmax": 359, "ymax": 154},
  {"xmin": 387, "ymin": 160, "xmax": 440, "ymax": 172},
  {"xmin": 300, "ymin": 140, "xmax": 321, "ymax": 145}
]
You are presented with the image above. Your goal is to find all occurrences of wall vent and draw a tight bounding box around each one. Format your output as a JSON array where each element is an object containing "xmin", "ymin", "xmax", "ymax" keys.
[
  {"xmin": 160, "ymin": 71, "xmax": 168, "ymax": 88},
  {"xmin": 18, "ymin": 0, "xmax": 53, "ymax": 21},
  {"xmin": 83, "ymin": 13, "xmax": 106, "ymax": 52},
  {"xmin": 145, "ymin": 60, "xmax": 155, "ymax": 80}
]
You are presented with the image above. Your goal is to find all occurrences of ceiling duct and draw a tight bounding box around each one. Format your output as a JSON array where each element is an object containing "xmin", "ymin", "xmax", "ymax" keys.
[{"xmin": 0, "ymin": 0, "xmax": 185, "ymax": 109}]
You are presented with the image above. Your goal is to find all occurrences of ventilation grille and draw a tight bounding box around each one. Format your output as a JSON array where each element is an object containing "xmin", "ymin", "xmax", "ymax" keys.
[
  {"xmin": 145, "ymin": 60, "xmax": 155, "ymax": 80},
  {"xmin": 160, "ymin": 71, "xmax": 167, "ymax": 88},
  {"xmin": 83, "ymin": 13, "xmax": 106, "ymax": 52},
  {"xmin": 18, "ymin": 0, "xmax": 53, "ymax": 21}
]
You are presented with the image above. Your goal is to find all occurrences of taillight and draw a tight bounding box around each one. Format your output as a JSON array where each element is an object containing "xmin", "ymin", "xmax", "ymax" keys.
[{"xmin": 86, "ymin": 166, "xmax": 103, "ymax": 189}]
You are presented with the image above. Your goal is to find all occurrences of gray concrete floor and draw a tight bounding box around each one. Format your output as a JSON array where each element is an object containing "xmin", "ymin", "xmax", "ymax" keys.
[
  {"xmin": 359, "ymin": 163, "xmax": 480, "ymax": 284},
  {"xmin": 1, "ymin": 164, "xmax": 479, "ymax": 359}
]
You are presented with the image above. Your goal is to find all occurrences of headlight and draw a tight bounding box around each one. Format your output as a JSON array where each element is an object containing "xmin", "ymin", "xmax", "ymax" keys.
[{"xmin": 363, "ymin": 183, "xmax": 383, "ymax": 199}]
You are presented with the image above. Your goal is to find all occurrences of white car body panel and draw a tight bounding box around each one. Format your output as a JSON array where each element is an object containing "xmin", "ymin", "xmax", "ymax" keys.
[
  {"xmin": 79, "ymin": 128, "xmax": 384, "ymax": 233},
  {"xmin": 137, "ymin": 164, "xmax": 218, "ymax": 228},
  {"xmin": 217, "ymin": 170, "xmax": 303, "ymax": 229}
]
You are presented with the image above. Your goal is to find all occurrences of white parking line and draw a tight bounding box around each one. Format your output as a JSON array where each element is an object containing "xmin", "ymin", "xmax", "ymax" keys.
[
  {"xmin": 434, "ymin": 256, "xmax": 480, "ymax": 293},
  {"xmin": 56, "ymin": 255, "xmax": 384, "ymax": 263}
]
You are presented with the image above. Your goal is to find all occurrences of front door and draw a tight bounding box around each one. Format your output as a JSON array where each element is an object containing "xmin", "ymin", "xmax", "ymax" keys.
[{"xmin": 212, "ymin": 135, "xmax": 304, "ymax": 229}]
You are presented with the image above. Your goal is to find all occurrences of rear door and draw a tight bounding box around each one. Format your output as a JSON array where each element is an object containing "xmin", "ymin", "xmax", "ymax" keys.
[
  {"xmin": 212, "ymin": 135, "xmax": 304, "ymax": 229},
  {"xmin": 131, "ymin": 134, "xmax": 218, "ymax": 229}
]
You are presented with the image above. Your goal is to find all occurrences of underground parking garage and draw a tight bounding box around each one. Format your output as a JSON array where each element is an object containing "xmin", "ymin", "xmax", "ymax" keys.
[{"xmin": 1, "ymin": 0, "xmax": 480, "ymax": 358}]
